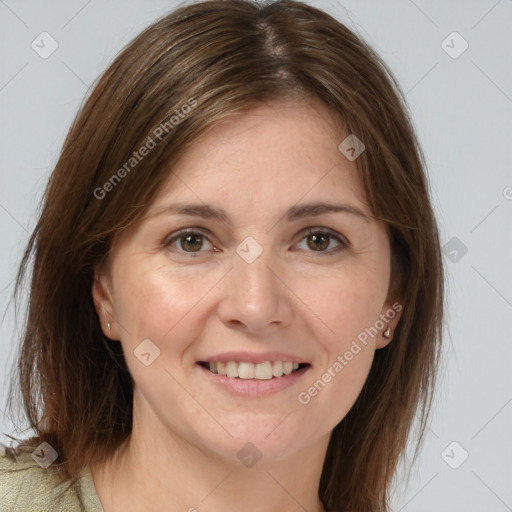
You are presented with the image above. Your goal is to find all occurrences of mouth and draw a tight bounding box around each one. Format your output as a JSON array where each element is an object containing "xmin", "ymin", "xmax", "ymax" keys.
[{"xmin": 197, "ymin": 360, "xmax": 310, "ymax": 380}]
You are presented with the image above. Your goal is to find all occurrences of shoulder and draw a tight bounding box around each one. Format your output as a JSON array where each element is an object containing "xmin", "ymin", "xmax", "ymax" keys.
[{"xmin": 0, "ymin": 442, "xmax": 103, "ymax": 512}]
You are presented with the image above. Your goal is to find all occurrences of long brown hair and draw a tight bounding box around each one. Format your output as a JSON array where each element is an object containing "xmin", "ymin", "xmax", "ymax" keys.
[{"xmin": 5, "ymin": 1, "xmax": 444, "ymax": 510}]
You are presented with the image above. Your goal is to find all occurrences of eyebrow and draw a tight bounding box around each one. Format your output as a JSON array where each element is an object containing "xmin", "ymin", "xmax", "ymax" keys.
[{"xmin": 147, "ymin": 201, "xmax": 372, "ymax": 225}]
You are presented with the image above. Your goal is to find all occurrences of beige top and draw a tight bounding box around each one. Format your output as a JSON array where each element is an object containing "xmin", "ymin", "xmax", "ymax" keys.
[{"xmin": 0, "ymin": 443, "xmax": 104, "ymax": 511}]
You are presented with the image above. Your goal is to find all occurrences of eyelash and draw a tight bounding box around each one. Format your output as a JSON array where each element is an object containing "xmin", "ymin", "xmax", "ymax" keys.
[{"xmin": 162, "ymin": 227, "xmax": 349, "ymax": 258}]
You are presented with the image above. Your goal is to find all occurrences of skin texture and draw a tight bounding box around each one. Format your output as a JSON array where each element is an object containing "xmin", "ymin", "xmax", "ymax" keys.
[{"xmin": 90, "ymin": 98, "xmax": 402, "ymax": 512}]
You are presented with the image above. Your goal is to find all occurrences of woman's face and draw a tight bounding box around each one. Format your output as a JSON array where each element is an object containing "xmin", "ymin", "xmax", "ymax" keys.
[{"xmin": 93, "ymin": 98, "xmax": 402, "ymax": 466}]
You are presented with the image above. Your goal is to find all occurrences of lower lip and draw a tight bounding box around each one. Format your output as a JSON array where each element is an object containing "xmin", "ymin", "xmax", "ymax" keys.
[{"xmin": 197, "ymin": 364, "xmax": 310, "ymax": 397}]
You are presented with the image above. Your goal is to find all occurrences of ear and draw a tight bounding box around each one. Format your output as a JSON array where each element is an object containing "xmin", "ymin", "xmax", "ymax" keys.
[
  {"xmin": 92, "ymin": 265, "xmax": 119, "ymax": 341},
  {"xmin": 375, "ymin": 296, "xmax": 404, "ymax": 349}
]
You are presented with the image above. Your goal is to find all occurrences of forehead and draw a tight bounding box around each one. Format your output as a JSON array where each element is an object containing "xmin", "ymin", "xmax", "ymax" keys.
[{"xmin": 150, "ymin": 98, "xmax": 369, "ymax": 220}]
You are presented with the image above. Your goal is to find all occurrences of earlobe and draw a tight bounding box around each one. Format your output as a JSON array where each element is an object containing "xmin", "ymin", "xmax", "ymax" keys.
[
  {"xmin": 92, "ymin": 270, "xmax": 117, "ymax": 340},
  {"xmin": 375, "ymin": 299, "xmax": 403, "ymax": 349},
  {"xmin": 377, "ymin": 325, "xmax": 393, "ymax": 349}
]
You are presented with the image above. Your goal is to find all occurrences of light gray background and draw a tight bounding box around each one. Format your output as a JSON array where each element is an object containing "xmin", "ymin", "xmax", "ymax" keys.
[{"xmin": 1, "ymin": 0, "xmax": 511, "ymax": 510}]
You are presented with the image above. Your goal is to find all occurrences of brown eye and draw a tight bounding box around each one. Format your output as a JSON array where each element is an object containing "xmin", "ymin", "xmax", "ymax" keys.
[
  {"xmin": 296, "ymin": 228, "xmax": 348, "ymax": 255},
  {"xmin": 179, "ymin": 233, "xmax": 204, "ymax": 252},
  {"xmin": 306, "ymin": 233, "xmax": 330, "ymax": 251},
  {"xmin": 163, "ymin": 229, "xmax": 213, "ymax": 255}
]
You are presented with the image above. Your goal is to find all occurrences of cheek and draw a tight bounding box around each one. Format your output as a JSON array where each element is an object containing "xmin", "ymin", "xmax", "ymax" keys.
[
  {"xmin": 297, "ymin": 288, "xmax": 378, "ymax": 432},
  {"xmin": 111, "ymin": 258, "xmax": 222, "ymax": 355},
  {"xmin": 308, "ymin": 265, "xmax": 389, "ymax": 351},
  {"xmin": 300, "ymin": 345, "xmax": 375, "ymax": 436},
  {"xmin": 293, "ymin": 266, "xmax": 385, "ymax": 423}
]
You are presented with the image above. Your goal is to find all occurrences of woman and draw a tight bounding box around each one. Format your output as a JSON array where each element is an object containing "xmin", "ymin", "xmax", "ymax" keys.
[{"xmin": 0, "ymin": 0, "xmax": 444, "ymax": 510}]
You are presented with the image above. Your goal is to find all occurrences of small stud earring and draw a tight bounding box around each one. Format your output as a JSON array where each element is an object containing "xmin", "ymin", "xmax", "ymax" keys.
[
  {"xmin": 107, "ymin": 322, "xmax": 111, "ymax": 331},
  {"xmin": 383, "ymin": 326, "xmax": 392, "ymax": 338}
]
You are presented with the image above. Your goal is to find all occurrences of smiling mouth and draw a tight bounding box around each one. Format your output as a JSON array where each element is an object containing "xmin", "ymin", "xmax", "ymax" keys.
[{"xmin": 198, "ymin": 361, "xmax": 310, "ymax": 380}]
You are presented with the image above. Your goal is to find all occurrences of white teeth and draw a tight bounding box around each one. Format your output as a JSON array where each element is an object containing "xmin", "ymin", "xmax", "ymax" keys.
[
  {"xmin": 238, "ymin": 362, "xmax": 255, "ymax": 379},
  {"xmin": 272, "ymin": 361, "xmax": 283, "ymax": 377},
  {"xmin": 254, "ymin": 361, "xmax": 273, "ymax": 380},
  {"xmin": 225, "ymin": 361, "xmax": 238, "ymax": 378},
  {"xmin": 217, "ymin": 361, "xmax": 226, "ymax": 376},
  {"xmin": 283, "ymin": 362, "xmax": 293, "ymax": 375},
  {"xmin": 204, "ymin": 360, "xmax": 304, "ymax": 379}
]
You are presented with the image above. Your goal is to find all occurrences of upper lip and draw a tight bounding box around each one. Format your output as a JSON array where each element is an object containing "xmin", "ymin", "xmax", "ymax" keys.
[{"xmin": 197, "ymin": 351, "xmax": 309, "ymax": 365}]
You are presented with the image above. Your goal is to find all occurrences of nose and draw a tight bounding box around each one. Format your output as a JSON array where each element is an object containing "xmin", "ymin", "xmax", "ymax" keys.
[{"xmin": 216, "ymin": 242, "xmax": 294, "ymax": 335}]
